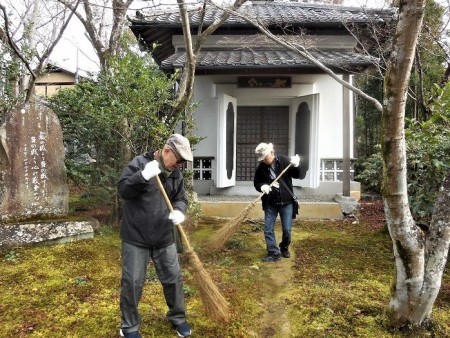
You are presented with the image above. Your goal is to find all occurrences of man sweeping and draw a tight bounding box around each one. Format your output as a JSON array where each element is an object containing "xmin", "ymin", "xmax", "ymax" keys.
[
  {"xmin": 254, "ymin": 142, "xmax": 302, "ymax": 262},
  {"xmin": 118, "ymin": 134, "xmax": 193, "ymax": 338}
]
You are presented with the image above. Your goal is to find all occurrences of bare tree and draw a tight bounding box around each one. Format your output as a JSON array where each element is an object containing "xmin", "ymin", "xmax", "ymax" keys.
[
  {"xmin": 382, "ymin": 0, "xmax": 450, "ymax": 326},
  {"xmin": 0, "ymin": 0, "xmax": 78, "ymax": 103},
  {"xmin": 56, "ymin": 0, "xmax": 133, "ymax": 71}
]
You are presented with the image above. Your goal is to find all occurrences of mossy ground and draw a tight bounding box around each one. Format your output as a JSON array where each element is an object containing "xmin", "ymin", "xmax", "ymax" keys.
[{"xmin": 1, "ymin": 203, "xmax": 449, "ymax": 337}]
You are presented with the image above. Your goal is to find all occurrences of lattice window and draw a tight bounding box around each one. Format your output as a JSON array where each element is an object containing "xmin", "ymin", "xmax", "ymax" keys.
[
  {"xmin": 193, "ymin": 157, "xmax": 213, "ymax": 180},
  {"xmin": 320, "ymin": 159, "xmax": 355, "ymax": 182}
]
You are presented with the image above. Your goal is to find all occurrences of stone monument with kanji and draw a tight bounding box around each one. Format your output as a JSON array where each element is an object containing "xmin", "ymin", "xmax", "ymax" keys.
[{"xmin": 0, "ymin": 100, "xmax": 95, "ymax": 247}]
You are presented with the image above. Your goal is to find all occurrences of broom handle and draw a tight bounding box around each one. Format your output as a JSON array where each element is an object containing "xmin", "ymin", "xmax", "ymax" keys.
[
  {"xmin": 155, "ymin": 175, "xmax": 193, "ymax": 251},
  {"xmin": 255, "ymin": 162, "xmax": 293, "ymax": 202}
]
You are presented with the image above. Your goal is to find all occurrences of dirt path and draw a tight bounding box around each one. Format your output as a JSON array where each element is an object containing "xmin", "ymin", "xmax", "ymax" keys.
[{"xmin": 259, "ymin": 245, "xmax": 295, "ymax": 337}]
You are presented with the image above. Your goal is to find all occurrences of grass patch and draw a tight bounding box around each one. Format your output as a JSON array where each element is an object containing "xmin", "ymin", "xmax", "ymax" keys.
[{"xmin": 1, "ymin": 218, "xmax": 449, "ymax": 337}]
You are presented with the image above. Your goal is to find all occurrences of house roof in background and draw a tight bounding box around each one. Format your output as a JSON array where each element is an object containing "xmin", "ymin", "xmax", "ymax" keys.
[
  {"xmin": 43, "ymin": 64, "xmax": 77, "ymax": 76},
  {"xmin": 34, "ymin": 63, "xmax": 88, "ymax": 84}
]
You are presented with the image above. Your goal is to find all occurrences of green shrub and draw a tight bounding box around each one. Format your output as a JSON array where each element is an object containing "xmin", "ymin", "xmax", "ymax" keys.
[
  {"xmin": 355, "ymin": 146, "xmax": 383, "ymax": 194},
  {"xmin": 356, "ymin": 82, "xmax": 450, "ymax": 224}
]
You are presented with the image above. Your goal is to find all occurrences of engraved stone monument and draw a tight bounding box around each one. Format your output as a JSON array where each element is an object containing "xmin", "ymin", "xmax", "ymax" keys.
[{"xmin": 0, "ymin": 100, "xmax": 95, "ymax": 247}]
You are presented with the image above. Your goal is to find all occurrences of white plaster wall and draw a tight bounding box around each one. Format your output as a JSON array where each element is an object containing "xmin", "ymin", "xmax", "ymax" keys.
[
  {"xmin": 314, "ymin": 75, "xmax": 344, "ymax": 159},
  {"xmin": 192, "ymin": 74, "xmax": 353, "ymax": 162},
  {"xmin": 192, "ymin": 77, "xmax": 219, "ymax": 156},
  {"xmin": 290, "ymin": 74, "xmax": 353, "ymax": 160}
]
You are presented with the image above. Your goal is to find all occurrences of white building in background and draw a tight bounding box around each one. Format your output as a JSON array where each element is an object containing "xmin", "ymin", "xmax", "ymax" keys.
[{"xmin": 128, "ymin": 2, "xmax": 394, "ymax": 198}]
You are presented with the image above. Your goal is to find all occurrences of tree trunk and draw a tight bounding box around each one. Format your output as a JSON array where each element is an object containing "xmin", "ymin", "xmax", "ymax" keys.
[
  {"xmin": 410, "ymin": 172, "xmax": 450, "ymax": 323},
  {"xmin": 382, "ymin": 0, "xmax": 436, "ymax": 326}
]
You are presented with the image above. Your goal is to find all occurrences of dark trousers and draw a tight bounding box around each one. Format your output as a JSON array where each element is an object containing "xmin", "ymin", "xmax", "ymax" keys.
[{"xmin": 120, "ymin": 242, "xmax": 186, "ymax": 333}]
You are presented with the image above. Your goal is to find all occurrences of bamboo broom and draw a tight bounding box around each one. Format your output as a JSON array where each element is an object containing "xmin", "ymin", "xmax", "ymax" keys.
[
  {"xmin": 155, "ymin": 175, "xmax": 230, "ymax": 323},
  {"xmin": 206, "ymin": 163, "xmax": 293, "ymax": 252}
]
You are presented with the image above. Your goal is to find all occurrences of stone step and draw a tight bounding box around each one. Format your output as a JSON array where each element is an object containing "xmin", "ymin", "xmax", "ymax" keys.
[{"xmin": 200, "ymin": 201, "xmax": 343, "ymax": 219}]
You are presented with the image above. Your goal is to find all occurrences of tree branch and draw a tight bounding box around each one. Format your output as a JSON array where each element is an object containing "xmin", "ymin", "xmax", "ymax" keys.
[
  {"xmin": 220, "ymin": 5, "xmax": 383, "ymax": 111},
  {"xmin": 0, "ymin": 3, "xmax": 36, "ymax": 79},
  {"xmin": 36, "ymin": 0, "xmax": 80, "ymax": 72}
]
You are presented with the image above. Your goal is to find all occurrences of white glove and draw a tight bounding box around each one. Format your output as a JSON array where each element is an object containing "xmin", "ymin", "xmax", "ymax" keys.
[
  {"xmin": 141, "ymin": 160, "xmax": 161, "ymax": 180},
  {"xmin": 169, "ymin": 210, "xmax": 185, "ymax": 225},
  {"xmin": 261, "ymin": 184, "xmax": 271, "ymax": 194},
  {"xmin": 290, "ymin": 154, "xmax": 300, "ymax": 167}
]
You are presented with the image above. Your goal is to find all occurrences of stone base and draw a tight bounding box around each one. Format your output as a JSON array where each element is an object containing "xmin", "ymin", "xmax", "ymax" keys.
[
  {"xmin": 0, "ymin": 219, "xmax": 97, "ymax": 248},
  {"xmin": 200, "ymin": 201, "xmax": 343, "ymax": 219},
  {"xmin": 333, "ymin": 194, "xmax": 360, "ymax": 216}
]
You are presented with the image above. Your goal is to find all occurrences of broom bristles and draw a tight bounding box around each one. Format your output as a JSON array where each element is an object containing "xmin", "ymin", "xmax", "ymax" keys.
[
  {"xmin": 206, "ymin": 164, "xmax": 293, "ymax": 252},
  {"xmin": 185, "ymin": 249, "xmax": 230, "ymax": 322},
  {"xmin": 206, "ymin": 201, "xmax": 257, "ymax": 251},
  {"xmin": 155, "ymin": 175, "xmax": 229, "ymax": 322}
]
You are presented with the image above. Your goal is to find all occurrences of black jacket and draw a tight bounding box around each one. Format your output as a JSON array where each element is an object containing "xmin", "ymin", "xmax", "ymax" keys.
[
  {"xmin": 118, "ymin": 152, "xmax": 188, "ymax": 248},
  {"xmin": 254, "ymin": 154, "xmax": 302, "ymax": 210}
]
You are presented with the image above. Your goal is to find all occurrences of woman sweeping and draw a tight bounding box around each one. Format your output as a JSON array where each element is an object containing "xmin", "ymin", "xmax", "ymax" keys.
[{"xmin": 254, "ymin": 142, "xmax": 302, "ymax": 262}]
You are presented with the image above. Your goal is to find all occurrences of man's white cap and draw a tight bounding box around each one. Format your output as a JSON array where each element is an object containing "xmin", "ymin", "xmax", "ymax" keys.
[
  {"xmin": 255, "ymin": 142, "xmax": 274, "ymax": 161},
  {"xmin": 166, "ymin": 134, "xmax": 193, "ymax": 162}
]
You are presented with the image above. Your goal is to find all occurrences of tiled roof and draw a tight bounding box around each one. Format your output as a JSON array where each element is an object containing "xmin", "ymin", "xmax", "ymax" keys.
[
  {"xmin": 131, "ymin": 2, "xmax": 394, "ymax": 26},
  {"xmin": 161, "ymin": 49, "xmax": 376, "ymax": 71},
  {"xmin": 129, "ymin": 2, "xmax": 393, "ymax": 71}
]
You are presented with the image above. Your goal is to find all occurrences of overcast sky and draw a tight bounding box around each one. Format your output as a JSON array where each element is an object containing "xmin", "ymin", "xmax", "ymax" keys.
[
  {"xmin": 49, "ymin": 0, "xmax": 389, "ymax": 75},
  {"xmin": 50, "ymin": 18, "xmax": 98, "ymax": 76}
]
